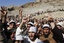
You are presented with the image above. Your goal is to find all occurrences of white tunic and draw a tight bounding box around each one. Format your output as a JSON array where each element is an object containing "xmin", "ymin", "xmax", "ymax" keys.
[
  {"xmin": 15, "ymin": 27, "xmax": 23, "ymax": 40},
  {"xmin": 24, "ymin": 36, "xmax": 43, "ymax": 43},
  {"xmin": 62, "ymin": 33, "xmax": 64, "ymax": 38},
  {"xmin": 15, "ymin": 27, "xmax": 43, "ymax": 43}
]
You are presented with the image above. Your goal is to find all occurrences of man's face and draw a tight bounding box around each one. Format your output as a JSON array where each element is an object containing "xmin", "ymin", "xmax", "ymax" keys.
[
  {"xmin": 28, "ymin": 32, "xmax": 35, "ymax": 40},
  {"xmin": 57, "ymin": 25, "xmax": 61, "ymax": 29},
  {"xmin": 27, "ymin": 24, "xmax": 31, "ymax": 30},
  {"xmin": 43, "ymin": 28, "xmax": 50, "ymax": 35},
  {"xmin": 9, "ymin": 23, "xmax": 14, "ymax": 29}
]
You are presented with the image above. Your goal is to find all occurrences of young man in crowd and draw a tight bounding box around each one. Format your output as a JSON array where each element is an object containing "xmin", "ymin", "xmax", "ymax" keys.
[
  {"xmin": 43, "ymin": 14, "xmax": 64, "ymax": 43},
  {"xmin": 15, "ymin": 17, "xmax": 43, "ymax": 43},
  {"xmin": 48, "ymin": 20, "xmax": 64, "ymax": 43},
  {"xmin": 0, "ymin": 9, "xmax": 4, "ymax": 43},
  {"xmin": 24, "ymin": 26, "xmax": 43, "ymax": 43},
  {"xmin": 0, "ymin": 6, "xmax": 8, "ymax": 43},
  {"xmin": 39, "ymin": 24, "xmax": 57, "ymax": 43}
]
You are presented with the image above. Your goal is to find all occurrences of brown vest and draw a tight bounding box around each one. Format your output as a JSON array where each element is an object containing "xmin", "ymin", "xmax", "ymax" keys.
[{"xmin": 39, "ymin": 32, "xmax": 57, "ymax": 43}]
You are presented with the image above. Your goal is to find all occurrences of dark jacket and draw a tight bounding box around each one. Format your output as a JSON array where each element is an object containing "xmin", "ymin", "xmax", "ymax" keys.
[
  {"xmin": 0, "ymin": 19, "xmax": 4, "ymax": 41},
  {"xmin": 52, "ymin": 26, "xmax": 64, "ymax": 43}
]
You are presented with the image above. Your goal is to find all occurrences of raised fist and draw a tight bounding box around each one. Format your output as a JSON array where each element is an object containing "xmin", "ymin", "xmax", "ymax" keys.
[
  {"xmin": 19, "ymin": 7, "xmax": 23, "ymax": 13},
  {"xmin": 22, "ymin": 17, "xmax": 28, "ymax": 23},
  {"xmin": 3, "ymin": 10, "xmax": 7, "ymax": 15}
]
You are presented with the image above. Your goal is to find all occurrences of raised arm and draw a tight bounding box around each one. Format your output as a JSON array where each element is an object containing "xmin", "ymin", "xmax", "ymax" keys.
[
  {"xmin": 19, "ymin": 17, "xmax": 27, "ymax": 29},
  {"xmin": 19, "ymin": 7, "xmax": 23, "ymax": 19}
]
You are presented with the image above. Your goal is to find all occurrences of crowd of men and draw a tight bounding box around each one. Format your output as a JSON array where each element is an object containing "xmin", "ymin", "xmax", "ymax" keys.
[{"xmin": 0, "ymin": 6, "xmax": 64, "ymax": 43}]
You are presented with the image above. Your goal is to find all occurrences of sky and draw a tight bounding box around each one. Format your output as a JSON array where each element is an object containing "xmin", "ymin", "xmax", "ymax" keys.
[{"xmin": 0, "ymin": 0, "xmax": 35, "ymax": 6}]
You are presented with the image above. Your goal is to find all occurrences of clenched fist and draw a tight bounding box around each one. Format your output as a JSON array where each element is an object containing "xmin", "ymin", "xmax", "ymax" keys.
[{"xmin": 22, "ymin": 17, "xmax": 28, "ymax": 23}]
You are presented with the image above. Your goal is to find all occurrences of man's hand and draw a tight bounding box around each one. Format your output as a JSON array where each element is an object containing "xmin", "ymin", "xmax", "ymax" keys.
[
  {"xmin": 3, "ymin": 10, "xmax": 7, "ymax": 16},
  {"xmin": 19, "ymin": 7, "xmax": 23, "ymax": 13},
  {"xmin": 1, "ymin": 6, "xmax": 7, "ymax": 16},
  {"xmin": 50, "ymin": 22, "xmax": 55, "ymax": 29},
  {"xmin": 27, "ymin": 14, "xmax": 31, "ymax": 17},
  {"xmin": 19, "ymin": 7, "xmax": 23, "ymax": 19},
  {"xmin": 22, "ymin": 17, "xmax": 28, "ymax": 23},
  {"xmin": 19, "ymin": 17, "xmax": 28, "ymax": 29}
]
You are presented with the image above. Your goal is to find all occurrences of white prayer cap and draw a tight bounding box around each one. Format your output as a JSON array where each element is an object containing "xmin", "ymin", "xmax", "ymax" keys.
[
  {"xmin": 57, "ymin": 22, "xmax": 64, "ymax": 28},
  {"xmin": 17, "ymin": 22, "xmax": 20, "ymax": 25},
  {"xmin": 7, "ymin": 20, "xmax": 15, "ymax": 25},
  {"xmin": 9, "ymin": 20, "xmax": 15, "ymax": 23},
  {"xmin": 43, "ymin": 24, "xmax": 50, "ymax": 28},
  {"xmin": 57, "ymin": 22, "xmax": 63, "ymax": 26},
  {"xmin": 28, "ymin": 22, "xmax": 34, "ymax": 26},
  {"xmin": 29, "ymin": 26, "xmax": 37, "ymax": 33}
]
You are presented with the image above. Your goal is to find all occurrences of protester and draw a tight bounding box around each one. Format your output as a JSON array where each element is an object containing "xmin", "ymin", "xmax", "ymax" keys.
[
  {"xmin": 0, "ymin": 10, "xmax": 4, "ymax": 43},
  {"xmin": 15, "ymin": 17, "xmax": 43, "ymax": 43},
  {"xmin": 39, "ymin": 24, "xmax": 57, "ymax": 43},
  {"xmin": 0, "ymin": 6, "xmax": 64, "ymax": 43},
  {"xmin": 24, "ymin": 26, "xmax": 43, "ymax": 43}
]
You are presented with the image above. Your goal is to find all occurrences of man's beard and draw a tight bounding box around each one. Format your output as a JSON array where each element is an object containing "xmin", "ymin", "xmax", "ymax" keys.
[
  {"xmin": 29, "ymin": 35, "xmax": 36, "ymax": 41},
  {"xmin": 43, "ymin": 33, "xmax": 50, "ymax": 38}
]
